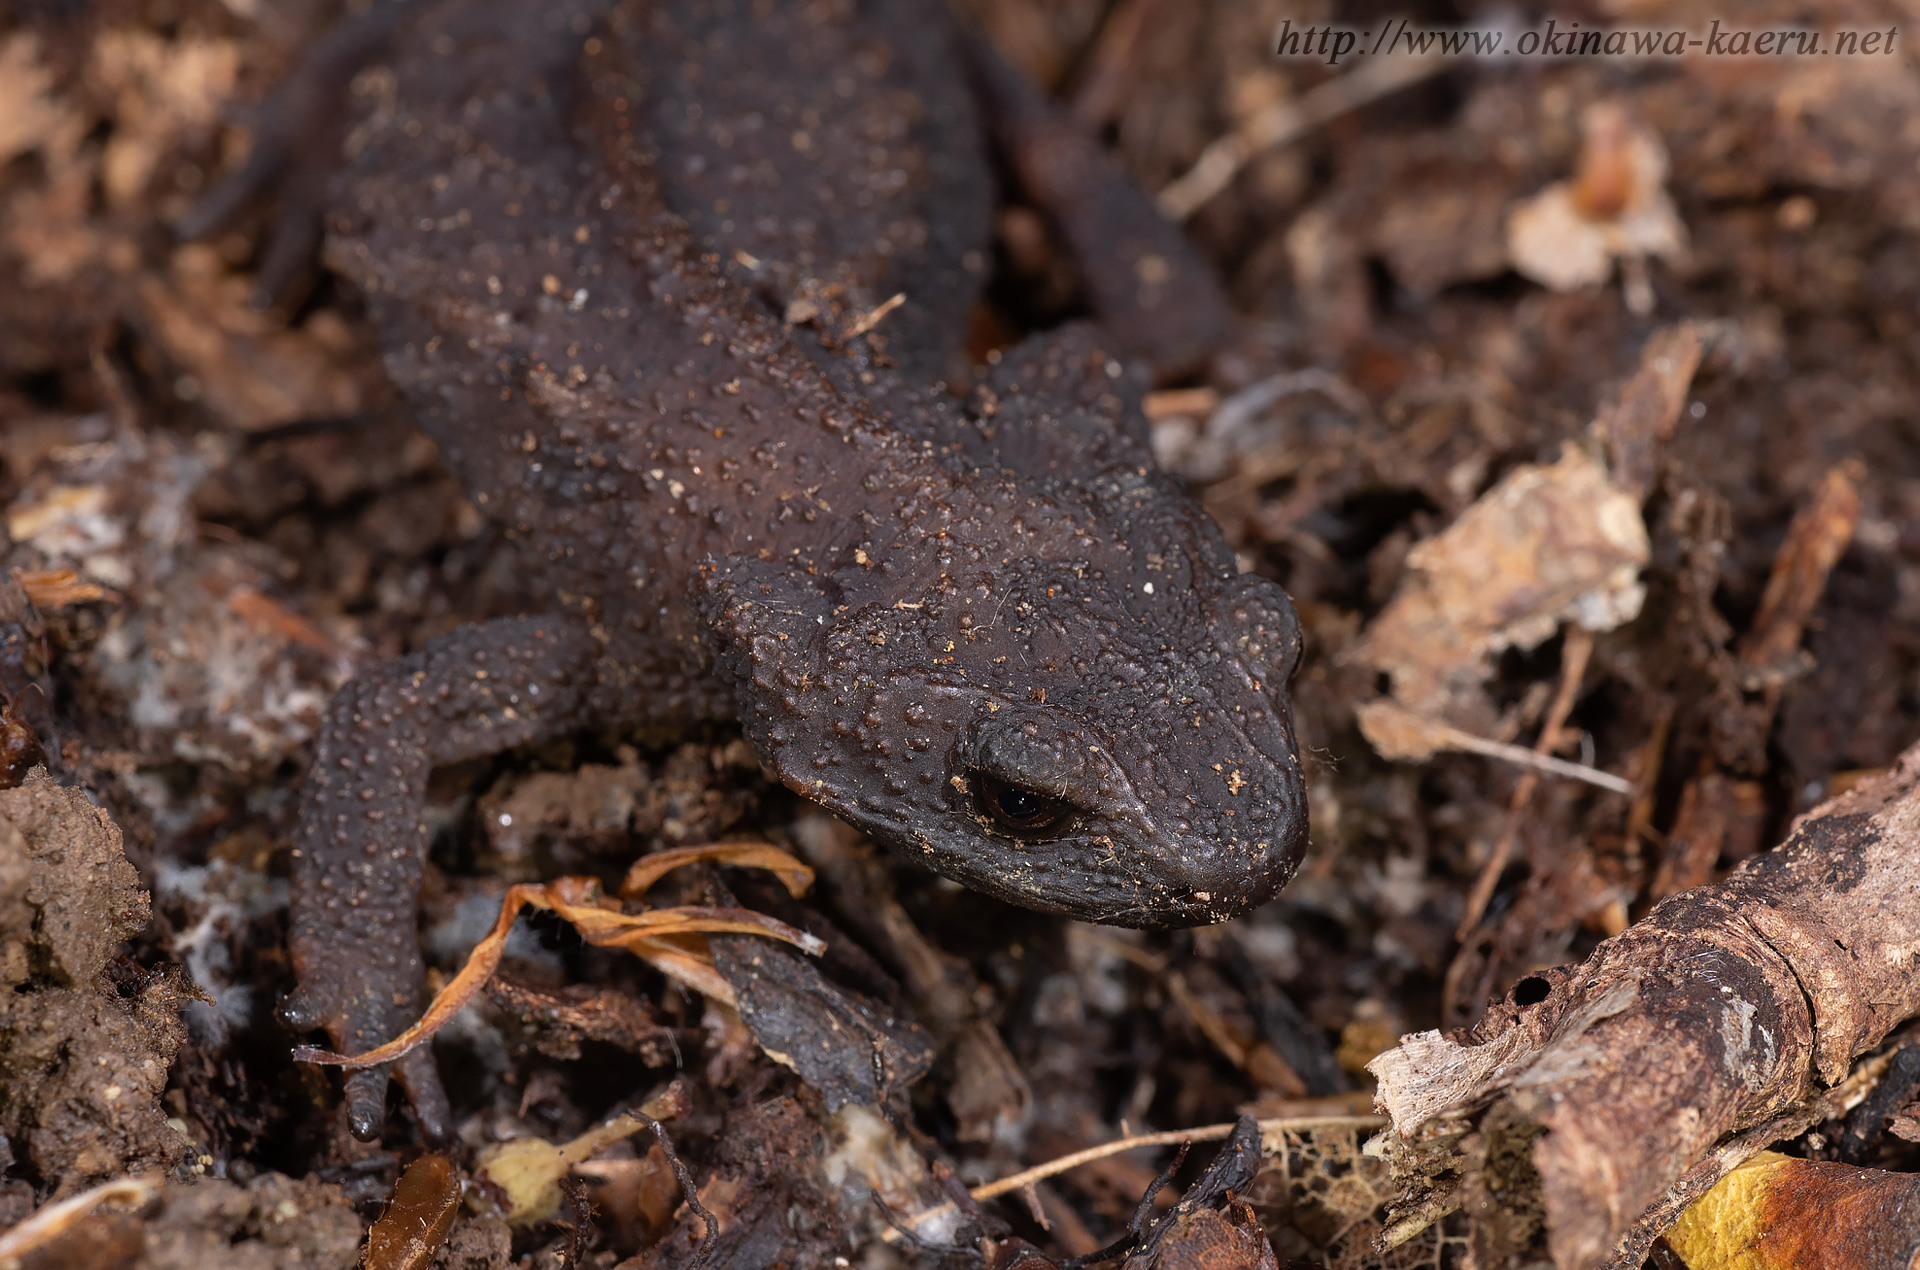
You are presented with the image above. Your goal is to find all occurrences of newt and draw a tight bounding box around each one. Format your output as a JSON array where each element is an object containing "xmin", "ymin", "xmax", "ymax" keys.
[{"xmin": 233, "ymin": 0, "xmax": 1308, "ymax": 1139}]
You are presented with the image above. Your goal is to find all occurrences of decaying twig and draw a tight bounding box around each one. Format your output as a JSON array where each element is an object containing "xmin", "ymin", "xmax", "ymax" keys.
[
  {"xmin": 1158, "ymin": 54, "xmax": 1445, "ymax": 220},
  {"xmin": 1369, "ymin": 741, "xmax": 1920, "ymax": 1269},
  {"xmin": 881, "ymin": 1114, "xmax": 1384, "ymax": 1244}
]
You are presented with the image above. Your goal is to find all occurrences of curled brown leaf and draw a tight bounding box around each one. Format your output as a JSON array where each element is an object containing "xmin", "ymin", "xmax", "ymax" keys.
[
  {"xmin": 620, "ymin": 841, "xmax": 815, "ymax": 900},
  {"xmin": 294, "ymin": 870, "xmax": 823, "ymax": 1070}
]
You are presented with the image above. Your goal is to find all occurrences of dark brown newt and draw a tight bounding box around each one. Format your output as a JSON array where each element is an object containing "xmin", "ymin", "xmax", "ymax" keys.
[{"xmin": 262, "ymin": 0, "xmax": 1306, "ymax": 1140}]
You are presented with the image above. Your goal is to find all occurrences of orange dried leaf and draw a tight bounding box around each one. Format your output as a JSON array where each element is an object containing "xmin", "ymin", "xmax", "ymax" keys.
[
  {"xmin": 624, "ymin": 935, "xmax": 741, "ymax": 1004},
  {"xmin": 293, "ymin": 882, "xmax": 547, "ymax": 1069},
  {"xmin": 16, "ymin": 568, "xmax": 107, "ymax": 608},
  {"xmin": 227, "ymin": 586, "xmax": 342, "ymax": 656},
  {"xmin": 563, "ymin": 902, "xmax": 825, "ymax": 958},
  {"xmin": 295, "ymin": 877, "xmax": 821, "ymax": 1070},
  {"xmin": 620, "ymin": 841, "xmax": 815, "ymax": 900}
]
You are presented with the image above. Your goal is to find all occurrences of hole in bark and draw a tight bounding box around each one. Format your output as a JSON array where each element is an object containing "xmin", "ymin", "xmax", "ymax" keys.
[{"xmin": 1512, "ymin": 976, "xmax": 1551, "ymax": 1006}]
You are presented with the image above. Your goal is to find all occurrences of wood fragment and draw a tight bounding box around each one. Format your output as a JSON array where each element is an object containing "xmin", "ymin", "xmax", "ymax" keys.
[
  {"xmin": 226, "ymin": 585, "xmax": 341, "ymax": 657},
  {"xmin": 1371, "ymin": 740, "xmax": 1920, "ymax": 1269},
  {"xmin": 14, "ymin": 568, "xmax": 107, "ymax": 610},
  {"xmin": 1737, "ymin": 462, "xmax": 1863, "ymax": 686}
]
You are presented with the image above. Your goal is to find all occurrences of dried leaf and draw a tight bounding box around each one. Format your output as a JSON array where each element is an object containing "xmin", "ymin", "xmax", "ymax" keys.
[
  {"xmin": 474, "ymin": 1084, "xmax": 689, "ymax": 1228},
  {"xmin": 1348, "ymin": 446, "xmax": 1647, "ymax": 718},
  {"xmin": 620, "ymin": 841, "xmax": 814, "ymax": 901},
  {"xmin": 294, "ymin": 875, "xmax": 822, "ymax": 1069},
  {"xmin": 1355, "ymin": 698, "xmax": 1632, "ymax": 794},
  {"xmin": 1665, "ymin": 1151, "xmax": 1920, "ymax": 1270},
  {"xmin": 15, "ymin": 569, "xmax": 107, "ymax": 609}
]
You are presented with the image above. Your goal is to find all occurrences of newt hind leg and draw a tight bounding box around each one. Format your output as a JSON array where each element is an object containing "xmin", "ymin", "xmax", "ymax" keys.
[{"xmin": 283, "ymin": 614, "xmax": 602, "ymax": 1141}]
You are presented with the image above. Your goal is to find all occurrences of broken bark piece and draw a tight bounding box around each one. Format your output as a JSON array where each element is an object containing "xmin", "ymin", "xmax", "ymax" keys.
[
  {"xmin": 1664, "ymin": 1151, "xmax": 1920, "ymax": 1270},
  {"xmin": 1369, "ymin": 739, "xmax": 1920, "ymax": 1270},
  {"xmin": 709, "ymin": 931, "xmax": 935, "ymax": 1111},
  {"xmin": 1143, "ymin": 1197, "xmax": 1280, "ymax": 1270}
]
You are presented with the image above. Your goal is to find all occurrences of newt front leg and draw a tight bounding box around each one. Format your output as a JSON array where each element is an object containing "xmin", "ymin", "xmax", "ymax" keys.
[{"xmin": 282, "ymin": 616, "xmax": 601, "ymax": 1141}]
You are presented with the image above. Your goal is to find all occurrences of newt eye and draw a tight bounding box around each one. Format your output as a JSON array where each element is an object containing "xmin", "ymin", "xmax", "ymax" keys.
[{"xmin": 975, "ymin": 773, "xmax": 1074, "ymax": 837}]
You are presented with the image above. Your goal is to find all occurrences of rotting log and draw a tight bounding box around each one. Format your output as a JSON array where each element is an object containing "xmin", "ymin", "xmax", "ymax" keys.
[{"xmin": 1369, "ymin": 740, "xmax": 1920, "ymax": 1270}]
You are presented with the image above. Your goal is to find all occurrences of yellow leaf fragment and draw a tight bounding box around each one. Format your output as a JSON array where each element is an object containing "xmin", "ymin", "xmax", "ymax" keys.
[
  {"xmin": 1667, "ymin": 1151, "xmax": 1920, "ymax": 1270},
  {"xmin": 473, "ymin": 1086, "xmax": 687, "ymax": 1227}
]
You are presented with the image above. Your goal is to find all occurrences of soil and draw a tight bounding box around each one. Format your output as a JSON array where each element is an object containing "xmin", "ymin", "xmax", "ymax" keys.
[{"xmin": 2, "ymin": 0, "xmax": 1918, "ymax": 1267}]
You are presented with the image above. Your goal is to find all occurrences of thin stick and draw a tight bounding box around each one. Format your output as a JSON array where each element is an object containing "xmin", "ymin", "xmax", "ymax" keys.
[
  {"xmin": 1359, "ymin": 699, "xmax": 1632, "ymax": 795},
  {"xmin": 878, "ymin": 1115, "xmax": 1384, "ymax": 1243},
  {"xmin": 1158, "ymin": 55, "xmax": 1444, "ymax": 220},
  {"xmin": 842, "ymin": 292, "xmax": 906, "ymax": 341},
  {"xmin": 1442, "ymin": 727, "xmax": 1629, "ymax": 795},
  {"xmin": 1456, "ymin": 627, "xmax": 1595, "ymax": 939}
]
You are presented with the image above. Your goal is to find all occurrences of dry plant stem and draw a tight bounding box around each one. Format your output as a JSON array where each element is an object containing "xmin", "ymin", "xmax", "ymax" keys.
[
  {"xmin": 1444, "ymin": 728, "xmax": 1629, "ymax": 794},
  {"xmin": 1456, "ymin": 627, "xmax": 1595, "ymax": 940},
  {"xmin": 1358, "ymin": 699, "xmax": 1632, "ymax": 794},
  {"xmin": 1371, "ymin": 741, "xmax": 1920, "ymax": 1270},
  {"xmin": 1158, "ymin": 54, "xmax": 1444, "ymax": 219},
  {"xmin": 879, "ymin": 1115, "xmax": 1384, "ymax": 1244}
]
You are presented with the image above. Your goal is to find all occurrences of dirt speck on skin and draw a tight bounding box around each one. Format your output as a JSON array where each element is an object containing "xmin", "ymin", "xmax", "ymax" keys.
[{"xmin": 0, "ymin": 767, "xmax": 190, "ymax": 1194}]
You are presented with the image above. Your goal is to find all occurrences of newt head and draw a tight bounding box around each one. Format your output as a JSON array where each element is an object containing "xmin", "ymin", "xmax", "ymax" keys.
[{"xmin": 699, "ymin": 551, "xmax": 1308, "ymax": 928}]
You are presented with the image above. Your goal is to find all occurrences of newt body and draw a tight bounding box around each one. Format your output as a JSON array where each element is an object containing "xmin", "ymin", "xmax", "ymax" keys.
[{"xmin": 280, "ymin": 0, "xmax": 1306, "ymax": 1137}]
